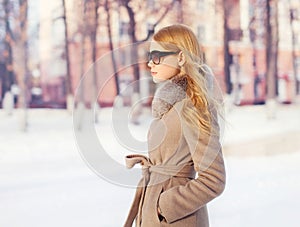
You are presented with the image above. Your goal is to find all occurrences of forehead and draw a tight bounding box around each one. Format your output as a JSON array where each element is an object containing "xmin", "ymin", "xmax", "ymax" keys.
[{"xmin": 149, "ymin": 41, "xmax": 168, "ymax": 51}]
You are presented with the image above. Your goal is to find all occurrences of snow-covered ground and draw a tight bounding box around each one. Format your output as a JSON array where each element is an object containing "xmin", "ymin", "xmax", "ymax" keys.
[{"xmin": 0, "ymin": 104, "xmax": 299, "ymax": 227}]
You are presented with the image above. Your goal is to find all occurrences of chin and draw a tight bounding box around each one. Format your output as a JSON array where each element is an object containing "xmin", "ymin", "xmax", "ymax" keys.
[{"xmin": 152, "ymin": 77, "xmax": 166, "ymax": 83}]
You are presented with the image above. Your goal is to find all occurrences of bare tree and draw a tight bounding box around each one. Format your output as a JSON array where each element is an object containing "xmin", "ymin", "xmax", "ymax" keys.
[
  {"xmin": 77, "ymin": 27, "xmax": 87, "ymax": 128},
  {"xmin": 1, "ymin": 0, "xmax": 15, "ymax": 102},
  {"xmin": 1, "ymin": 0, "xmax": 15, "ymax": 116},
  {"xmin": 105, "ymin": 0, "xmax": 120, "ymax": 96},
  {"xmin": 265, "ymin": 0, "xmax": 279, "ymax": 118},
  {"xmin": 79, "ymin": 3, "xmax": 87, "ymax": 106},
  {"xmin": 11, "ymin": 0, "xmax": 29, "ymax": 131},
  {"xmin": 86, "ymin": 0, "xmax": 101, "ymax": 119},
  {"xmin": 1, "ymin": 0, "xmax": 32, "ymax": 125},
  {"xmin": 72, "ymin": 0, "xmax": 178, "ymax": 115},
  {"xmin": 73, "ymin": 0, "xmax": 88, "ymax": 130},
  {"xmin": 119, "ymin": 0, "xmax": 177, "ymax": 94},
  {"xmin": 288, "ymin": 1, "xmax": 300, "ymax": 97},
  {"xmin": 62, "ymin": 0, "xmax": 73, "ymax": 112},
  {"xmin": 176, "ymin": 0, "xmax": 183, "ymax": 23},
  {"xmin": 79, "ymin": 0, "xmax": 102, "ymax": 123},
  {"xmin": 221, "ymin": 0, "xmax": 233, "ymax": 95},
  {"xmin": 121, "ymin": 0, "xmax": 140, "ymax": 94}
]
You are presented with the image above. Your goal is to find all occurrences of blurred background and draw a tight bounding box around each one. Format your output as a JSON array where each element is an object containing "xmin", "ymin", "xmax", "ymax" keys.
[
  {"xmin": 0, "ymin": 0, "xmax": 300, "ymax": 112},
  {"xmin": 0, "ymin": 0, "xmax": 300, "ymax": 226}
]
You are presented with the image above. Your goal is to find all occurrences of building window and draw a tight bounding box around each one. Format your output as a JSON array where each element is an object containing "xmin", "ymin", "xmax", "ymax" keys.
[
  {"xmin": 296, "ymin": 56, "xmax": 300, "ymax": 69},
  {"xmin": 197, "ymin": 0, "xmax": 206, "ymax": 11},
  {"xmin": 52, "ymin": 20, "xmax": 65, "ymax": 47},
  {"xmin": 296, "ymin": 56, "xmax": 300, "ymax": 81},
  {"xmin": 119, "ymin": 22, "xmax": 130, "ymax": 37},
  {"xmin": 290, "ymin": 8, "xmax": 298, "ymax": 20},
  {"xmin": 294, "ymin": 33, "xmax": 300, "ymax": 45},
  {"xmin": 147, "ymin": 0, "xmax": 155, "ymax": 10},
  {"xmin": 119, "ymin": 49, "xmax": 131, "ymax": 66},
  {"xmin": 197, "ymin": 25, "xmax": 205, "ymax": 42}
]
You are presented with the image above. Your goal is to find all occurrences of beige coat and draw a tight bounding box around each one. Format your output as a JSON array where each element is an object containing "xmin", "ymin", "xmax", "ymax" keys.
[{"xmin": 125, "ymin": 94, "xmax": 226, "ymax": 226}]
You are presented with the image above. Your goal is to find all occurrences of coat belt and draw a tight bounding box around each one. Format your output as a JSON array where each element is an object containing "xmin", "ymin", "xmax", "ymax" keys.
[{"xmin": 124, "ymin": 154, "xmax": 195, "ymax": 227}]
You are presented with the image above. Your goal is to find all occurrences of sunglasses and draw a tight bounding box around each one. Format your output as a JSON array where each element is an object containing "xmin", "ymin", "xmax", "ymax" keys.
[{"xmin": 147, "ymin": 50, "xmax": 178, "ymax": 65}]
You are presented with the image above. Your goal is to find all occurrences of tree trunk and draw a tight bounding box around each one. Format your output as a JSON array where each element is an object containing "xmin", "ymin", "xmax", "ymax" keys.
[
  {"xmin": 2, "ymin": 0, "xmax": 15, "ymax": 101},
  {"xmin": 62, "ymin": 0, "xmax": 73, "ymax": 112},
  {"xmin": 74, "ymin": 37, "xmax": 86, "ymax": 131},
  {"xmin": 177, "ymin": 0, "xmax": 183, "ymax": 23},
  {"xmin": 75, "ymin": 1, "xmax": 88, "ymax": 131},
  {"xmin": 88, "ymin": 0, "xmax": 100, "ymax": 122},
  {"xmin": 17, "ymin": 0, "xmax": 29, "ymax": 131},
  {"xmin": 265, "ymin": 0, "xmax": 278, "ymax": 118},
  {"xmin": 222, "ymin": 0, "xmax": 232, "ymax": 95},
  {"xmin": 105, "ymin": 0, "xmax": 120, "ymax": 96},
  {"xmin": 123, "ymin": 0, "xmax": 140, "ymax": 94},
  {"xmin": 288, "ymin": 2, "xmax": 299, "ymax": 98}
]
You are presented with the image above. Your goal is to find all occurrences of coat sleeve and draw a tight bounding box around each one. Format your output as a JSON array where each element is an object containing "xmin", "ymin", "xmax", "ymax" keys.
[{"xmin": 158, "ymin": 108, "xmax": 226, "ymax": 224}]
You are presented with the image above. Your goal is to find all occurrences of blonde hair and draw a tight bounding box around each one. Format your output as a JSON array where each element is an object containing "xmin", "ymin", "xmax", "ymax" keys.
[{"xmin": 153, "ymin": 24, "xmax": 221, "ymax": 135}]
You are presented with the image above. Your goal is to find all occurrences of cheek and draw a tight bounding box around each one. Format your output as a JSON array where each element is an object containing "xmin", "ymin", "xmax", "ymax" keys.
[
  {"xmin": 166, "ymin": 67, "xmax": 179, "ymax": 78},
  {"xmin": 158, "ymin": 65, "xmax": 179, "ymax": 79}
]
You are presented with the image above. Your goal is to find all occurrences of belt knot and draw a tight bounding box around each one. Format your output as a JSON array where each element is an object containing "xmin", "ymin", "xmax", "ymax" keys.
[{"xmin": 124, "ymin": 154, "xmax": 195, "ymax": 227}]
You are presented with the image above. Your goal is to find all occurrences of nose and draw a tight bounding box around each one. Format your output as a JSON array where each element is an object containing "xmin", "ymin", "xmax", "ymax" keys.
[{"xmin": 147, "ymin": 60, "xmax": 153, "ymax": 68}]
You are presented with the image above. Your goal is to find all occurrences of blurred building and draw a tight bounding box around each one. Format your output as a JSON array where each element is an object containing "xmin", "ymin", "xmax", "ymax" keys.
[{"xmin": 33, "ymin": 0, "xmax": 300, "ymax": 108}]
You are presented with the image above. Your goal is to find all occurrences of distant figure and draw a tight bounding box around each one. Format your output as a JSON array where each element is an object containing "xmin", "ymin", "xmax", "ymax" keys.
[
  {"xmin": 124, "ymin": 24, "xmax": 226, "ymax": 227},
  {"xmin": 254, "ymin": 72, "xmax": 263, "ymax": 103}
]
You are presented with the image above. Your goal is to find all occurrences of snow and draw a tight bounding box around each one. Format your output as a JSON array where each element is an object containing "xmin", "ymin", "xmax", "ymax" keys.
[{"xmin": 0, "ymin": 104, "xmax": 300, "ymax": 227}]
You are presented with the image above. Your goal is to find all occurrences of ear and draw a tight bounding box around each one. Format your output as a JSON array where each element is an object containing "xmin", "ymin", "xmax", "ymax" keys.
[{"xmin": 177, "ymin": 51, "xmax": 186, "ymax": 67}]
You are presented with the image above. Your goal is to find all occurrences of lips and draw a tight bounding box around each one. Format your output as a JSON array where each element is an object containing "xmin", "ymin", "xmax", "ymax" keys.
[{"xmin": 151, "ymin": 72, "xmax": 157, "ymax": 76}]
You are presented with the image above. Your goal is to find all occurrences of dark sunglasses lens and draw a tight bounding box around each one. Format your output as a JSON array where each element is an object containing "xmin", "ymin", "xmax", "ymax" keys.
[
  {"xmin": 148, "ymin": 52, "xmax": 158, "ymax": 64},
  {"xmin": 151, "ymin": 53, "xmax": 160, "ymax": 64}
]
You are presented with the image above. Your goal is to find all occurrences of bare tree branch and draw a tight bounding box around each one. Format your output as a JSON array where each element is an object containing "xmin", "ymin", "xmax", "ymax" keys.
[{"xmin": 139, "ymin": 0, "xmax": 177, "ymax": 43}]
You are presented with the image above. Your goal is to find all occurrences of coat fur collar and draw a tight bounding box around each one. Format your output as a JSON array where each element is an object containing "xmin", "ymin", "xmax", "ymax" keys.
[{"xmin": 152, "ymin": 75, "xmax": 187, "ymax": 119}]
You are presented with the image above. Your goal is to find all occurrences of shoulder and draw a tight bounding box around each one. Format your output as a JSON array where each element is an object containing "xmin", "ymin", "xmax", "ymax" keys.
[{"xmin": 162, "ymin": 98, "xmax": 192, "ymax": 126}]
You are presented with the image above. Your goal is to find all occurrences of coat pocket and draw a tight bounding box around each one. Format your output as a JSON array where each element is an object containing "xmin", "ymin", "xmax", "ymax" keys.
[
  {"xmin": 140, "ymin": 184, "xmax": 164, "ymax": 226},
  {"xmin": 156, "ymin": 186, "xmax": 165, "ymax": 223}
]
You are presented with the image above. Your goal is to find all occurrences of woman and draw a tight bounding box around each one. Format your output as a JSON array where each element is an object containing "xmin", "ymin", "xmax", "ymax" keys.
[{"xmin": 124, "ymin": 24, "xmax": 226, "ymax": 227}]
